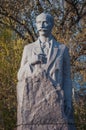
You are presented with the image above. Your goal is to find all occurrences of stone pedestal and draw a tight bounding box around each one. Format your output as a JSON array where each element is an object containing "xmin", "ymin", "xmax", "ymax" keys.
[{"xmin": 17, "ymin": 73, "xmax": 75, "ymax": 130}]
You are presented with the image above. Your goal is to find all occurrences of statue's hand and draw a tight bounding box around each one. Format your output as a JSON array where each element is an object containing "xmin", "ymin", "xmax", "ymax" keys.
[
  {"xmin": 31, "ymin": 60, "xmax": 41, "ymax": 66},
  {"xmin": 31, "ymin": 54, "xmax": 47, "ymax": 65},
  {"xmin": 38, "ymin": 54, "xmax": 47, "ymax": 64}
]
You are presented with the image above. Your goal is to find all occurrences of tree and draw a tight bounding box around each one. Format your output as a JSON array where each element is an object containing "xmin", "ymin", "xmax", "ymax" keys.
[
  {"xmin": 0, "ymin": 27, "xmax": 25, "ymax": 129},
  {"xmin": 0, "ymin": 0, "xmax": 86, "ymax": 129},
  {"xmin": 0, "ymin": 0, "xmax": 85, "ymax": 40}
]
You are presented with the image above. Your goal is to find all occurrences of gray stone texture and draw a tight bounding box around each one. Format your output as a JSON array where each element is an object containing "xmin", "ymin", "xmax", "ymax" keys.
[
  {"xmin": 17, "ymin": 13, "xmax": 76, "ymax": 130},
  {"xmin": 17, "ymin": 72, "xmax": 75, "ymax": 130}
]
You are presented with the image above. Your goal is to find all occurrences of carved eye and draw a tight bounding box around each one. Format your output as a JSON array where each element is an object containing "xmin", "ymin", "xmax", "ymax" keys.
[
  {"xmin": 43, "ymin": 21, "xmax": 48, "ymax": 24},
  {"xmin": 37, "ymin": 21, "xmax": 41, "ymax": 24}
]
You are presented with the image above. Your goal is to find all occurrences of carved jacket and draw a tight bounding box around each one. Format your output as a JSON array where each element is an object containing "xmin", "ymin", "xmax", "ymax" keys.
[{"xmin": 17, "ymin": 37, "xmax": 72, "ymax": 108}]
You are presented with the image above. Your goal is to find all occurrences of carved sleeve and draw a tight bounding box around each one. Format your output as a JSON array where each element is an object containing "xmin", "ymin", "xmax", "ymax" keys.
[
  {"xmin": 63, "ymin": 47, "xmax": 72, "ymax": 108},
  {"xmin": 17, "ymin": 45, "xmax": 32, "ymax": 81}
]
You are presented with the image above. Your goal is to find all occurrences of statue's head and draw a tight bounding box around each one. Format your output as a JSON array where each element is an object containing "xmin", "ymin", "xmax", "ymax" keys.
[{"xmin": 36, "ymin": 13, "xmax": 54, "ymax": 36}]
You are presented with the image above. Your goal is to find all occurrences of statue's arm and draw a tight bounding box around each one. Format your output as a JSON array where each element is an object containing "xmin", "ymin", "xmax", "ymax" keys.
[
  {"xmin": 17, "ymin": 45, "xmax": 32, "ymax": 81},
  {"xmin": 63, "ymin": 47, "xmax": 72, "ymax": 109}
]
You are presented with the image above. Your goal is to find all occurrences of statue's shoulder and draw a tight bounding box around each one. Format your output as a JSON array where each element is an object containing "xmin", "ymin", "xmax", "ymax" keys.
[
  {"xmin": 57, "ymin": 42, "xmax": 69, "ymax": 56},
  {"xmin": 55, "ymin": 39, "xmax": 67, "ymax": 50},
  {"xmin": 24, "ymin": 40, "xmax": 37, "ymax": 50},
  {"xmin": 59, "ymin": 43, "xmax": 66, "ymax": 49}
]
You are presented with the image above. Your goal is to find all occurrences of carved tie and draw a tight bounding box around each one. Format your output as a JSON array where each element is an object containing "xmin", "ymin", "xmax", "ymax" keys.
[{"xmin": 41, "ymin": 42, "xmax": 50, "ymax": 55}]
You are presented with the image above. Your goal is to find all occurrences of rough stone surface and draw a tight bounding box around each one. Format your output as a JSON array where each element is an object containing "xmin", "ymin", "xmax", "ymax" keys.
[
  {"xmin": 17, "ymin": 12, "xmax": 76, "ymax": 130},
  {"xmin": 17, "ymin": 72, "xmax": 75, "ymax": 130},
  {"xmin": 17, "ymin": 124, "xmax": 69, "ymax": 130}
]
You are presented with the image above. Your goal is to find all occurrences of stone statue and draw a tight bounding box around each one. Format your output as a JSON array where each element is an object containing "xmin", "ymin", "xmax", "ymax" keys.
[{"xmin": 17, "ymin": 13, "xmax": 76, "ymax": 130}]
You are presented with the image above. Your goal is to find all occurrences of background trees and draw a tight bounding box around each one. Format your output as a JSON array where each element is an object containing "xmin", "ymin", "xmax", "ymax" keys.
[{"xmin": 0, "ymin": 0, "xmax": 86, "ymax": 129}]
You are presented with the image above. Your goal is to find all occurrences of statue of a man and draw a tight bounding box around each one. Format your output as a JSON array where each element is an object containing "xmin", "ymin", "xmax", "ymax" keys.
[{"xmin": 17, "ymin": 13, "xmax": 76, "ymax": 130}]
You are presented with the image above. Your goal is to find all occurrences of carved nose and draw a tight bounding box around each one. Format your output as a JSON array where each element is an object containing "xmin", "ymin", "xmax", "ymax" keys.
[{"xmin": 40, "ymin": 22, "xmax": 45, "ymax": 28}]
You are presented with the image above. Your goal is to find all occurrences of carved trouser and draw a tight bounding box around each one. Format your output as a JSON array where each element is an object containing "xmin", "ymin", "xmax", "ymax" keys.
[{"xmin": 17, "ymin": 73, "xmax": 76, "ymax": 130}]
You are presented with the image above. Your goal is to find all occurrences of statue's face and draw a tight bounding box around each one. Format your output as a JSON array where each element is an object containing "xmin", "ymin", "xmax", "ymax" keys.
[{"xmin": 36, "ymin": 14, "xmax": 53, "ymax": 36}]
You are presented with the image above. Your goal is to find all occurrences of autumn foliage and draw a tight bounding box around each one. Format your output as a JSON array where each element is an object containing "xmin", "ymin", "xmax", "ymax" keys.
[{"xmin": 0, "ymin": 0, "xmax": 86, "ymax": 129}]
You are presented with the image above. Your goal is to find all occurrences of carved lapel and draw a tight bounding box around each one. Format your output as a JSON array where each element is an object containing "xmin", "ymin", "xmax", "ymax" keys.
[
  {"xmin": 46, "ymin": 39, "xmax": 59, "ymax": 70},
  {"xmin": 32, "ymin": 39, "xmax": 42, "ymax": 55}
]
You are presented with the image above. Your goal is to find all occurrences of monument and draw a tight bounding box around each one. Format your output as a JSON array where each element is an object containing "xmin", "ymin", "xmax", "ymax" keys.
[{"xmin": 17, "ymin": 13, "xmax": 76, "ymax": 130}]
